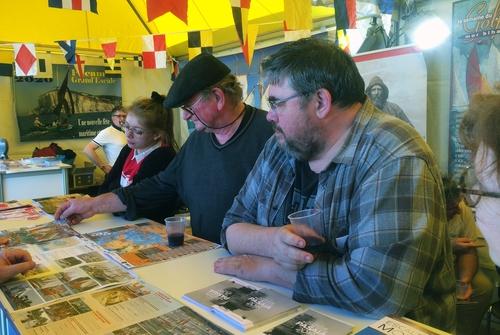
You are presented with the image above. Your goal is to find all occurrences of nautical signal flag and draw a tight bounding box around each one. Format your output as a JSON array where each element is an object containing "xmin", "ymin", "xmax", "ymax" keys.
[
  {"xmin": 284, "ymin": 0, "xmax": 312, "ymax": 41},
  {"xmin": 13, "ymin": 43, "xmax": 37, "ymax": 76},
  {"xmin": 101, "ymin": 41, "xmax": 117, "ymax": 70},
  {"xmin": 231, "ymin": 0, "xmax": 257, "ymax": 65},
  {"xmin": 231, "ymin": 0, "xmax": 251, "ymax": 48},
  {"xmin": 34, "ymin": 53, "xmax": 53, "ymax": 79},
  {"xmin": 75, "ymin": 54, "xmax": 85, "ymax": 79},
  {"xmin": 48, "ymin": 0, "xmax": 98, "ymax": 13},
  {"xmin": 334, "ymin": 0, "xmax": 356, "ymax": 30},
  {"xmin": 146, "ymin": 0, "xmax": 188, "ymax": 23},
  {"xmin": 242, "ymin": 24, "xmax": 258, "ymax": 66},
  {"xmin": 334, "ymin": 0, "xmax": 356, "ymax": 53},
  {"xmin": 57, "ymin": 40, "xmax": 77, "ymax": 64},
  {"xmin": 142, "ymin": 34, "xmax": 167, "ymax": 69},
  {"xmin": 187, "ymin": 31, "xmax": 213, "ymax": 60}
]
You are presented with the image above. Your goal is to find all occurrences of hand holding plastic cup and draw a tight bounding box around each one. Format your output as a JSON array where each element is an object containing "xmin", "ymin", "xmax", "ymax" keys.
[
  {"xmin": 164, "ymin": 216, "xmax": 187, "ymax": 247},
  {"xmin": 287, "ymin": 208, "xmax": 325, "ymax": 252}
]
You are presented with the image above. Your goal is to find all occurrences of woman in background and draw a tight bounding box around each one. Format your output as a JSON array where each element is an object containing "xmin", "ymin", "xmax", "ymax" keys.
[
  {"xmin": 99, "ymin": 91, "xmax": 178, "ymax": 223},
  {"xmin": 459, "ymin": 93, "xmax": 500, "ymax": 266}
]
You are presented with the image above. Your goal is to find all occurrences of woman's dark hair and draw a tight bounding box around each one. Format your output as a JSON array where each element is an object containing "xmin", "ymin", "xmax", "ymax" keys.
[{"xmin": 126, "ymin": 92, "xmax": 178, "ymax": 151}]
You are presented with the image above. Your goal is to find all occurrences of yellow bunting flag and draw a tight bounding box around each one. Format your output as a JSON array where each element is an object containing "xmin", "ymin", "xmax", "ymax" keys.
[{"xmin": 188, "ymin": 30, "xmax": 213, "ymax": 60}]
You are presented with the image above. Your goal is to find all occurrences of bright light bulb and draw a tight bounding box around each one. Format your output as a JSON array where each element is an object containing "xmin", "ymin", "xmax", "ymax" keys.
[{"xmin": 411, "ymin": 17, "xmax": 450, "ymax": 50}]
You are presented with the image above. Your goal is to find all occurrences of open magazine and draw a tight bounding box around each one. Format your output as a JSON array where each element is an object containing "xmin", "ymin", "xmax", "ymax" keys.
[
  {"xmin": 0, "ymin": 221, "xmax": 78, "ymax": 246},
  {"xmin": 0, "ymin": 222, "xmax": 135, "ymax": 311},
  {"xmin": 0, "ymin": 201, "xmax": 45, "ymax": 221},
  {"xmin": 11, "ymin": 280, "xmax": 231, "ymax": 335},
  {"xmin": 84, "ymin": 221, "xmax": 219, "ymax": 268},
  {"xmin": 183, "ymin": 278, "xmax": 302, "ymax": 331},
  {"xmin": 261, "ymin": 309, "xmax": 354, "ymax": 335},
  {"xmin": 33, "ymin": 194, "xmax": 84, "ymax": 214}
]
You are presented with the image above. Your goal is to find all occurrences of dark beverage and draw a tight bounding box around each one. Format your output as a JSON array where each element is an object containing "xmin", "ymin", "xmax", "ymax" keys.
[{"xmin": 168, "ymin": 233, "xmax": 184, "ymax": 247}]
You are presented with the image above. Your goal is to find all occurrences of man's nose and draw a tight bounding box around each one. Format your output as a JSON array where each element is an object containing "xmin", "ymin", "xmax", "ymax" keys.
[{"xmin": 266, "ymin": 110, "xmax": 277, "ymax": 123}]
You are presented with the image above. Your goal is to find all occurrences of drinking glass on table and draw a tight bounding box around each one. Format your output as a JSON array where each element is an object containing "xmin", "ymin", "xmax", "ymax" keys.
[
  {"xmin": 288, "ymin": 208, "xmax": 325, "ymax": 253},
  {"xmin": 164, "ymin": 216, "xmax": 187, "ymax": 247}
]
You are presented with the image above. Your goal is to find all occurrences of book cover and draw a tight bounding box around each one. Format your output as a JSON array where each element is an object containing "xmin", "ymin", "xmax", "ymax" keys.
[
  {"xmin": 183, "ymin": 278, "xmax": 302, "ymax": 331},
  {"xmin": 262, "ymin": 309, "xmax": 353, "ymax": 335},
  {"xmin": 357, "ymin": 316, "xmax": 444, "ymax": 335},
  {"xmin": 84, "ymin": 221, "xmax": 219, "ymax": 268}
]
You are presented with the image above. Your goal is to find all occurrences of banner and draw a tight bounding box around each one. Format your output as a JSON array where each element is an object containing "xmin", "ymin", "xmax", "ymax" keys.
[
  {"xmin": 448, "ymin": 0, "xmax": 499, "ymax": 177},
  {"xmin": 14, "ymin": 64, "xmax": 122, "ymax": 142}
]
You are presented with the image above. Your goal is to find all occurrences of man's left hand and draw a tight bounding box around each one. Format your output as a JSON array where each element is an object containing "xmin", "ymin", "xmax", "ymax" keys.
[{"xmin": 214, "ymin": 255, "xmax": 297, "ymax": 288}]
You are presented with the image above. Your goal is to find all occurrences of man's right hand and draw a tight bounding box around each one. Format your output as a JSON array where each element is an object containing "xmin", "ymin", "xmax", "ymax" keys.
[
  {"xmin": 271, "ymin": 224, "xmax": 325, "ymax": 270},
  {"xmin": 54, "ymin": 197, "xmax": 96, "ymax": 225}
]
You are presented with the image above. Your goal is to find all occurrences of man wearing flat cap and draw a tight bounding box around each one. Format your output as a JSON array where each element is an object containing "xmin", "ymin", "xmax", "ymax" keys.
[{"xmin": 55, "ymin": 53, "xmax": 273, "ymax": 244}]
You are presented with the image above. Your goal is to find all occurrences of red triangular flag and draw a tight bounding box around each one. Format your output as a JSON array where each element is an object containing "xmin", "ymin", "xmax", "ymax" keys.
[
  {"xmin": 146, "ymin": 0, "xmax": 188, "ymax": 24},
  {"xmin": 75, "ymin": 54, "xmax": 85, "ymax": 79}
]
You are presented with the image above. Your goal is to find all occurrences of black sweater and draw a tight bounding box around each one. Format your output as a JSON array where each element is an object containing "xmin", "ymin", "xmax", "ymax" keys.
[
  {"xmin": 114, "ymin": 105, "xmax": 273, "ymax": 243},
  {"xmin": 100, "ymin": 145, "xmax": 176, "ymax": 223}
]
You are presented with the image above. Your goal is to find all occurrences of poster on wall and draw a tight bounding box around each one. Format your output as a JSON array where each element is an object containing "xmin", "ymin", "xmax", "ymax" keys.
[
  {"xmin": 449, "ymin": 0, "xmax": 499, "ymax": 177},
  {"xmin": 14, "ymin": 64, "xmax": 121, "ymax": 142},
  {"xmin": 353, "ymin": 45, "xmax": 427, "ymax": 139}
]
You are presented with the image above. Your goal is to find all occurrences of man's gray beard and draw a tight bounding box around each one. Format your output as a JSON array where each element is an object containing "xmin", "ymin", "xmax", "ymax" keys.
[{"xmin": 372, "ymin": 96, "xmax": 386, "ymax": 110}]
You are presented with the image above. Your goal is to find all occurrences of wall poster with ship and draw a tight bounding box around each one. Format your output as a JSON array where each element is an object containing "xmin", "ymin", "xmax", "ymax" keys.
[{"xmin": 14, "ymin": 64, "xmax": 121, "ymax": 142}]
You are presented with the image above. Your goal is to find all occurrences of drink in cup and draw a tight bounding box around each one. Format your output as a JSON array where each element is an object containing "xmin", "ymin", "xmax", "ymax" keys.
[{"xmin": 164, "ymin": 216, "xmax": 187, "ymax": 247}]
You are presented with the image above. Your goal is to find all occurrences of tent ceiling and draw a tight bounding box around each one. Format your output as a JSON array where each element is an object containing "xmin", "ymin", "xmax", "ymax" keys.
[{"xmin": 0, "ymin": 1, "xmax": 334, "ymax": 57}]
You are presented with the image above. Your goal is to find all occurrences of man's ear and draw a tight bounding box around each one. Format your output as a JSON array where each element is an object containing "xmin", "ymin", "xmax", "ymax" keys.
[
  {"xmin": 315, "ymin": 88, "xmax": 332, "ymax": 119},
  {"xmin": 212, "ymin": 87, "xmax": 225, "ymax": 110}
]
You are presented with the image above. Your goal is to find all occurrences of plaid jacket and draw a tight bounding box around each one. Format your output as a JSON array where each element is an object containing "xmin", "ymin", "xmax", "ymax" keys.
[{"xmin": 222, "ymin": 100, "xmax": 456, "ymax": 332}]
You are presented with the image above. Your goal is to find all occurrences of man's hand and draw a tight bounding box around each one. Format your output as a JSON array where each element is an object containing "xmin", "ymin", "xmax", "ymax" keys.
[
  {"xmin": 270, "ymin": 224, "xmax": 325, "ymax": 270},
  {"xmin": 54, "ymin": 197, "xmax": 96, "ymax": 225},
  {"xmin": 214, "ymin": 254, "xmax": 297, "ymax": 288},
  {"xmin": 0, "ymin": 248, "xmax": 36, "ymax": 283}
]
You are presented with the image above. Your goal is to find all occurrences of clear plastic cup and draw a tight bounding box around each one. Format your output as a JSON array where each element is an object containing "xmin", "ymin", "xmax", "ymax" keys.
[{"xmin": 164, "ymin": 216, "xmax": 187, "ymax": 247}]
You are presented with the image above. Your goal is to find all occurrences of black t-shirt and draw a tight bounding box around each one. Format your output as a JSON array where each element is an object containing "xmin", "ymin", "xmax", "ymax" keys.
[{"xmin": 288, "ymin": 160, "xmax": 319, "ymax": 216}]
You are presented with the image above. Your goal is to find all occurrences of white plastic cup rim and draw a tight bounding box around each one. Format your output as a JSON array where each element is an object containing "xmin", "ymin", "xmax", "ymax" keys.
[{"xmin": 288, "ymin": 208, "xmax": 321, "ymax": 221}]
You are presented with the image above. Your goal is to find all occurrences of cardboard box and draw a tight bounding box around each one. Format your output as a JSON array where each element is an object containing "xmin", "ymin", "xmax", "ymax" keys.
[{"xmin": 69, "ymin": 166, "xmax": 95, "ymax": 188}]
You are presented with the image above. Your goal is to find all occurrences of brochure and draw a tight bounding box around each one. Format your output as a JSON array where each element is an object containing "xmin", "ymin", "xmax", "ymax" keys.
[
  {"xmin": 0, "ymin": 201, "xmax": 44, "ymax": 221},
  {"xmin": 0, "ymin": 221, "xmax": 79, "ymax": 246},
  {"xmin": 183, "ymin": 278, "xmax": 302, "ymax": 331},
  {"xmin": 356, "ymin": 316, "xmax": 444, "ymax": 335},
  {"xmin": 10, "ymin": 280, "xmax": 231, "ymax": 335},
  {"xmin": 0, "ymin": 234, "xmax": 134, "ymax": 311},
  {"xmin": 33, "ymin": 194, "xmax": 84, "ymax": 214},
  {"xmin": 262, "ymin": 309, "xmax": 353, "ymax": 335},
  {"xmin": 84, "ymin": 221, "xmax": 219, "ymax": 268}
]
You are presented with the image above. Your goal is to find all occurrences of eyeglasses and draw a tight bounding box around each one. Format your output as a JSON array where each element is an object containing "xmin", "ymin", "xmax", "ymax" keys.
[
  {"xmin": 267, "ymin": 93, "xmax": 304, "ymax": 111},
  {"xmin": 123, "ymin": 123, "xmax": 146, "ymax": 136},
  {"xmin": 180, "ymin": 94, "xmax": 206, "ymax": 116},
  {"xmin": 112, "ymin": 114, "xmax": 127, "ymax": 118}
]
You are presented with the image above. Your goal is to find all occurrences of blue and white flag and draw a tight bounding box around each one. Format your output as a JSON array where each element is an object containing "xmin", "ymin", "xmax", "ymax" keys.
[{"xmin": 57, "ymin": 40, "xmax": 76, "ymax": 64}]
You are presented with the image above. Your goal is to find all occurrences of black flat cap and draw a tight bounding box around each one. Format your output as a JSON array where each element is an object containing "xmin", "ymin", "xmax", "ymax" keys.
[{"xmin": 164, "ymin": 53, "xmax": 231, "ymax": 108}]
